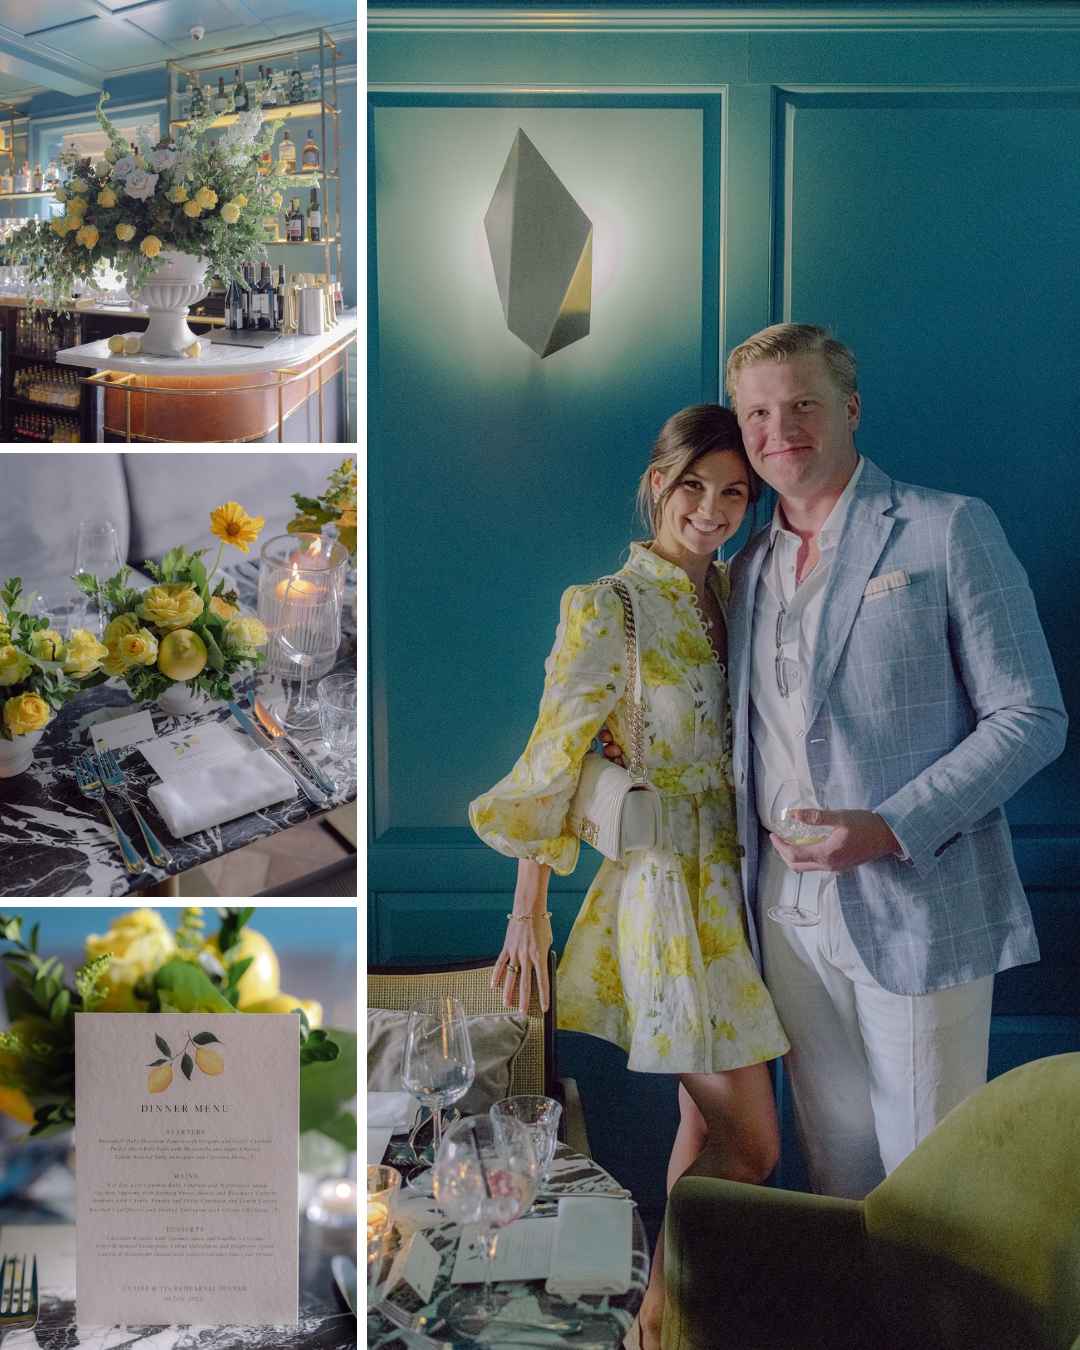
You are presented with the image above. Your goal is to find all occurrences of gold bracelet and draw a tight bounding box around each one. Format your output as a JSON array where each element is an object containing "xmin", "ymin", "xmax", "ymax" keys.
[{"xmin": 507, "ymin": 911, "xmax": 553, "ymax": 922}]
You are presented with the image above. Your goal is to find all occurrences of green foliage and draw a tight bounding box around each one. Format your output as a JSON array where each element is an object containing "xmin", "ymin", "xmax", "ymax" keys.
[
  {"xmin": 298, "ymin": 1029, "xmax": 356, "ymax": 1147},
  {"xmin": 287, "ymin": 458, "xmax": 357, "ymax": 559}
]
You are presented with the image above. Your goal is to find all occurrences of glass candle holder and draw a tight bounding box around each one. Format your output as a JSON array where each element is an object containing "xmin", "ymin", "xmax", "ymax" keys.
[
  {"xmin": 308, "ymin": 1176, "xmax": 359, "ymax": 1230},
  {"xmin": 257, "ymin": 532, "xmax": 349, "ymax": 680},
  {"xmin": 365, "ymin": 1166, "xmax": 402, "ymax": 1304}
]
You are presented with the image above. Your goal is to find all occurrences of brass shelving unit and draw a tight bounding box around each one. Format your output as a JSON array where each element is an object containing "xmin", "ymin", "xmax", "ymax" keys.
[{"xmin": 165, "ymin": 29, "xmax": 342, "ymax": 287}]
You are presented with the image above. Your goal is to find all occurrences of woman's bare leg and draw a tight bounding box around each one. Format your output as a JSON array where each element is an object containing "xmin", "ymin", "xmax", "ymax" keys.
[{"xmin": 637, "ymin": 1064, "xmax": 779, "ymax": 1350}]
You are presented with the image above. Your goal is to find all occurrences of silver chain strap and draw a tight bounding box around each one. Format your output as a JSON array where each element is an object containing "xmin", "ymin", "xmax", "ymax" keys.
[{"xmin": 597, "ymin": 576, "xmax": 648, "ymax": 786}]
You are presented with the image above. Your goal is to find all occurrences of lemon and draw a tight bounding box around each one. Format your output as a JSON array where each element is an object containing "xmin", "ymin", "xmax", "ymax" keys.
[
  {"xmin": 148, "ymin": 1064, "xmax": 173, "ymax": 1093},
  {"xmin": 107, "ymin": 334, "xmax": 125, "ymax": 354},
  {"xmin": 183, "ymin": 341, "xmax": 201, "ymax": 359},
  {"xmin": 206, "ymin": 928, "xmax": 280, "ymax": 1004},
  {"xmin": 123, "ymin": 336, "xmax": 141, "ymax": 354},
  {"xmin": 241, "ymin": 995, "xmax": 322, "ymax": 1028},
  {"xmin": 157, "ymin": 629, "xmax": 207, "ymax": 681},
  {"xmin": 194, "ymin": 1046, "xmax": 224, "ymax": 1075}
]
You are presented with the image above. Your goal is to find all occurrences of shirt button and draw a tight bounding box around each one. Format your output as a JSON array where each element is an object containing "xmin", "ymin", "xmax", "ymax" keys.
[
  {"xmin": 789, "ymin": 668, "xmax": 799, "ymax": 681},
  {"xmin": 787, "ymin": 566, "xmax": 794, "ymax": 574},
  {"xmin": 795, "ymin": 729, "xmax": 804, "ymax": 738}
]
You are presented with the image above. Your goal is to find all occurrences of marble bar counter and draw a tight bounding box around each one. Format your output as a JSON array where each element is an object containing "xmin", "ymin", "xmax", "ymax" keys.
[{"xmin": 55, "ymin": 312, "xmax": 357, "ymax": 443}]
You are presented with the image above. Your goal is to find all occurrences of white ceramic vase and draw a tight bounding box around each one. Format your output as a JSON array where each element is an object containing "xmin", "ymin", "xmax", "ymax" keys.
[
  {"xmin": 126, "ymin": 248, "xmax": 209, "ymax": 357},
  {"xmin": 0, "ymin": 728, "xmax": 46, "ymax": 778},
  {"xmin": 155, "ymin": 683, "xmax": 206, "ymax": 715}
]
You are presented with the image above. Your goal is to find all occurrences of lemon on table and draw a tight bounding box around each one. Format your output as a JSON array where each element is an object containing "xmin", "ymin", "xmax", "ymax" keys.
[
  {"xmin": 123, "ymin": 336, "xmax": 141, "ymax": 354},
  {"xmin": 107, "ymin": 334, "xmax": 126, "ymax": 354},
  {"xmin": 157, "ymin": 629, "xmax": 207, "ymax": 680},
  {"xmin": 205, "ymin": 928, "xmax": 280, "ymax": 1004},
  {"xmin": 183, "ymin": 341, "xmax": 201, "ymax": 359}
]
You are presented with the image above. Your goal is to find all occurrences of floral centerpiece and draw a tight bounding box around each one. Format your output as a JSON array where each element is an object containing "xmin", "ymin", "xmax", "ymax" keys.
[
  {"xmin": 0, "ymin": 907, "xmax": 355, "ymax": 1155},
  {"xmin": 0, "ymin": 579, "xmax": 109, "ymax": 777},
  {"xmin": 74, "ymin": 501, "xmax": 269, "ymax": 714},
  {"xmin": 288, "ymin": 458, "xmax": 357, "ymax": 560},
  {"xmin": 5, "ymin": 88, "xmax": 317, "ymax": 356}
]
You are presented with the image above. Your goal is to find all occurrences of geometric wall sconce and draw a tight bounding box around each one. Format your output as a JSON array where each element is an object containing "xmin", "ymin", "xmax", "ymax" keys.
[{"xmin": 484, "ymin": 128, "xmax": 593, "ymax": 358}]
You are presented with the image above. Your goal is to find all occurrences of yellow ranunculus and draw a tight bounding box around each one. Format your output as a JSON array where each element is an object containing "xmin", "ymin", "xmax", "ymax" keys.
[
  {"xmin": 115, "ymin": 222, "xmax": 136, "ymax": 242},
  {"xmin": 140, "ymin": 235, "xmax": 162, "ymax": 258},
  {"xmin": 118, "ymin": 628, "xmax": 158, "ymax": 667},
  {"xmin": 66, "ymin": 197, "xmax": 88, "ymax": 216},
  {"xmin": 208, "ymin": 595, "xmax": 239, "ymax": 620},
  {"xmin": 100, "ymin": 611, "xmax": 141, "ymax": 676},
  {"xmin": 97, "ymin": 188, "xmax": 117, "ymax": 208},
  {"xmin": 220, "ymin": 202, "xmax": 240, "ymax": 224},
  {"xmin": 59, "ymin": 628, "xmax": 108, "ymax": 678},
  {"xmin": 76, "ymin": 223, "xmax": 100, "ymax": 250},
  {"xmin": 136, "ymin": 583, "xmax": 203, "ymax": 630},
  {"xmin": 223, "ymin": 615, "xmax": 268, "ymax": 650},
  {"xmin": 183, "ymin": 200, "xmax": 202, "ymax": 218},
  {"xmin": 208, "ymin": 501, "xmax": 265, "ymax": 554},
  {"xmin": 85, "ymin": 909, "xmax": 177, "ymax": 1011},
  {"xmin": 30, "ymin": 628, "xmax": 63, "ymax": 661},
  {"xmin": 167, "ymin": 185, "xmax": 187, "ymax": 203},
  {"xmin": 233, "ymin": 193, "xmax": 248, "ymax": 207},
  {"xmin": 3, "ymin": 693, "xmax": 51, "ymax": 737},
  {"xmin": 194, "ymin": 186, "xmax": 218, "ymax": 209},
  {"xmin": 0, "ymin": 646, "xmax": 32, "ymax": 687},
  {"xmin": 241, "ymin": 995, "xmax": 323, "ymax": 1027}
]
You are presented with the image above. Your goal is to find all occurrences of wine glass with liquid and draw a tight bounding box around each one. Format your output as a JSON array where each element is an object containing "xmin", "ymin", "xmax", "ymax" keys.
[{"xmin": 767, "ymin": 778, "xmax": 833, "ymax": 927}]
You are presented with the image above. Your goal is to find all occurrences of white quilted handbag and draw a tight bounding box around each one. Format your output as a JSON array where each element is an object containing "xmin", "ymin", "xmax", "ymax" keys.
[{"xmin": 566, "ymin": 576, "xmax": 663, "ymax": 861}]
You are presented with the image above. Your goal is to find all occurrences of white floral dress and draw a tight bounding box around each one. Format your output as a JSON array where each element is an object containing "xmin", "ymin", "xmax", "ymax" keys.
[{"xmin": 470, "ymin": 544, "xmax": 789, "ymax": 1074}]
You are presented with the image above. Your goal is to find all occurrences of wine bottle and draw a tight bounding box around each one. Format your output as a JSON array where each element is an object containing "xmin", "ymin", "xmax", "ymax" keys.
[
  {"xmin": 242, "ymin": 263, "xmax": 257, "ymax": 329},
  {"xmin": 259, "ymin": 262, "xmax": 277, "ymax": 330},
  {"xmin": 301, "ymin": 130, "xmax": 319, "ymax": 169},
  {"xmin": 214, "ymin": 77, "xmax": 228, "ymax": 114},
  {"xmin": 276, "ymin": 264, "xmax": 286, "ymax": 328},
  {"xmin": 307, "ymin": 187, "xmax": 321, "ymax": 242},
  {"xmin": 233, "ymin": 68, "xmax": 247, "ymax": 111},
  {"xmin": 279, "ymin": 129, "xmax": 296, "ymax": 170},
  {"xmin": 263, "ymin": 68, "xmax": 277, "ymax": 108},
  {"xmin": 189, "ymin": 77, "xmax": 203, "ymax": 118},
  {"xmin": 286, "ymin": 198, "xmax": 304, "ymax": 243}
]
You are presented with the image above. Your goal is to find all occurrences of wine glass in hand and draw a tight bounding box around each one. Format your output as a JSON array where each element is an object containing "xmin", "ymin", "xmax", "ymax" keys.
[
  {"xmin": 768, "ymin": 778, "xmax": 832, "ymax": 927},
  {"xmin": 400, "ymin": 997, "xmax": 475, "ymax": 1193},
  {"xmin": 434, "ymin": 1114, "xmax": 538, "ymax": 1336}
]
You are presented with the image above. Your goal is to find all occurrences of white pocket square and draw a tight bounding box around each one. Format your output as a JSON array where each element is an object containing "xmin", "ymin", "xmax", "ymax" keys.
[{"xmin": 861, "ymin": 570, "xmax": 911, "ymax": 602}]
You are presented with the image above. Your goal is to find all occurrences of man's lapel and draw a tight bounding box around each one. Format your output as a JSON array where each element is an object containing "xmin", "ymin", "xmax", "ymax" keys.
[
  {"xmin": 729, "ymin": 524, "xmax": 772, "ymax": 769},
  {"xmin": 805, "ymin": 459, "xmax": 896, "ymax": 730}
]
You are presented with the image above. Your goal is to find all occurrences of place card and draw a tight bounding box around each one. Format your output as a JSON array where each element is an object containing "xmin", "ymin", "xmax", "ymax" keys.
[
  {"xmin": 87, "ymin": 709, "xmax": 156, "ymax": 753},
  {"xmin": 137, "ymin": 721, "xmax": 250, "ymax": 782},
  {"xmin": 450, "ymin": 1218, "xmax": 558, "ymax": 1284},
  {"xmin": 75, "ymin": 1012, "xmax": 299, "ymax": 1327}
]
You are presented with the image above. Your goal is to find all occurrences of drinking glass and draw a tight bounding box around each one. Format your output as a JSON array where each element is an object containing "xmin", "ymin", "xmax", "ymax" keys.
[
  {"xmin": 73, "ymin": 519, "xmax": 124, "ymax": 636},
  {"xmin": 317, "ymin": 673, "xmax": 356, "ymax": 756},
  {"xmin": 367, "ymin": 1164, "xmax": 401, "ymax": 1309},
  {"xmin": 434, "ymin": 1114, "xmax": 538, "ymax": 1336},
  {"xmin": 275, "ymin": 571, "xmax": 341, "ymax": 732},
  {"xmin": 31, "ymin": 586, "xmax": 89, "ymax": 638},
  {"xmin": 490, "ymin": 1095, "xmax": 562, "ymax": 1185},
  {"xmin": 767, "ymin": 778, "xmax": 832, "ymax": 927},
  {"xmin": 400, "ymin": 997, "xmax": 475, "ymax": 1194}
]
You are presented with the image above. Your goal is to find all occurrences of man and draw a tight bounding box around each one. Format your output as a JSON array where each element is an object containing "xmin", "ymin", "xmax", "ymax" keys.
[{"xmin": 723, "ymin": 323, "xmax": 1067, "ymax": 1198}]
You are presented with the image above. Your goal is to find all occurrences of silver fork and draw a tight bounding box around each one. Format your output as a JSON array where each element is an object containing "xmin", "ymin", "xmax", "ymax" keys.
[
  {"xmin": 94, "ymin": 746, "xmax": 172, "ymax": 866},
  {"xmin": 0, "ymin": 1255, "xmax": 38, "ymax": 1344},
  {"xmin": 73, "ymin": 754, "xmax": 145, "ymax": 875}
]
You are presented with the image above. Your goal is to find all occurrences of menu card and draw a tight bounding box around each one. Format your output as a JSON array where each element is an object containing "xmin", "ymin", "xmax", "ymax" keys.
[{"xmin": 75, "ymin": 1013, "xmax": 299, "ymax": 1327}]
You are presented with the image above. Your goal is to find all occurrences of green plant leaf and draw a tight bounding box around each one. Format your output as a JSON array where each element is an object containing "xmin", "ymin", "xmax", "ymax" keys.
[
  {"xmin": 203, "ymin": 629, "xmax": 225, "ymax": 673},
  {"xmin": 155, "ymin": 1033, "xmax": 172, "ymax": 1057},
  {"xmin": 49, "ymin": 988, "xmax": 70, "ymax": 1028},
  {"xmin": 313, "ymin": 1109, "xmax": 357, "ymax": 1152},
  {"xmin": 147, "ymin": 1058, "xmax": 168, "ymax": 1067},
  {"xmin": 191, "ymin": 1032, "xmax": 221, "ymax": 1045},
  {"xmin": 181, "ymin": 1052, "xmax": 193, "ymax": 1080}
]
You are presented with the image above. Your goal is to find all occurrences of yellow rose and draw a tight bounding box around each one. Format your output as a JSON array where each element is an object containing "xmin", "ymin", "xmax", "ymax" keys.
[
  {"xmin": 118, "ymin": 628, "xmax": 159, "ymax": 667},
  {"xmin": 96, "ymin": 188, "xmax": 117, "ymax": 208},
  {"xmin": 208, "ymin": 595, "xmax": 239, "ymax": 620},
  {"xmin": 140, "ymin": 235, "xmax": 162, "ymax": 258},
  {"xmin": 3, "ymin": 693, "xmax": 51, "ymax": 737},
  {"xmin": 104, "ymin": 146, "xmax": 119, "ymax": 164},
  {"xmin": 30, "ymin": 628, "xmax": 63, "ymax": 661},
  {"xmin": 270, "ymin": 192, "xmax": 283, "ymax": 209},
  {"xmin": 167, "ymin": 185, "xmax": 188, "ymax": 203},
  {"xmin": 183, "ymin": 200, "xmax": 202, "ymax": 218},
  {"xmin": 194, "ymin": 186, "xmax": 218, "ymax": 209},
  {"xmin": 63, "ymin": 214, "xmax": 83, "ymax": 232},
  {"xmin": 76, "ymin": 223, "xmax": 99, "ymax": 250},
  {"xmin": 219, "ymin": 202, "xmax": 240, "ymax": 225},
  {"xmin": 0, "ymin": 646, "xmax": 32, "ymax": 687},
  {"xmin": 136, "ymin": 583, "xmax": 203, "ymax": 630},
  {"xmin": 69, "ymin": 178, "xmax": 89, "ymax": 194},
  {"xmin": 50, "ymin": 218, "xmax": 67, "ymax": 236},
  {"xmin": 85, "ymin": 909, "xmax": 177, "ymax": 1011},
  {"xmin": 208, "ymin": 501, "xmax": 265, "ymax": 554},
  {"xmin": 95, "ymin": 160, "xmax": 111, "ymax": 179},
  {"xmin": 223, "ymin": 615, "xmax": 268, "ymax": 650},
  {"xmin": 115, "ymin": 222, "xmax": 136, "ymax": 242},
  {"xmin": 66, "ymin": 198, "xmax": 88, "ymax": 216},
  {"xmin": 54, "ymin": 187, "xmax": 68, "ymax": 203},
  {"xmin": 233, "ymin": 193, "xmax": 248, "ymax": 207},
  {"xmin": 59, "ymin": 628, "xmax": 108, "ymax": 678}
]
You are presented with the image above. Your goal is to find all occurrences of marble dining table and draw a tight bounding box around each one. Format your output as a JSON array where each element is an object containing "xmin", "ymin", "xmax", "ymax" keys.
[{"xmin": 0, "ymin": 567, "xmax": 356, "ymax": 898}]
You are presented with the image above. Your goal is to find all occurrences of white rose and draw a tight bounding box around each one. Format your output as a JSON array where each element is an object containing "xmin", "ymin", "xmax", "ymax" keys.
[
  {"xmin": 111, "ymin": 156, "xmax": 137, "ymax": 180},
  {"xmin": 124, "ymin": 168, "xmax": 160, "ymax": 201},
  {"xmin": 149, "ymin": 147, "xmax": 177, "ymax": 172}
]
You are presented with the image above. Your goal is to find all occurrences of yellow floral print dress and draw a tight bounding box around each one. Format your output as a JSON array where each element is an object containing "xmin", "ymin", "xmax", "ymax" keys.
[{"xmin": 470, "ymin": 544, "xmax": 789, "ymax": 1074}]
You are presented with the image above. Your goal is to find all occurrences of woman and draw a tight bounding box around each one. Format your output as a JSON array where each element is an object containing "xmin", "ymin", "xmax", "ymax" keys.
[{"xmin": 469, "ymin": 405, "xmax": 789, "ymax": 1348}]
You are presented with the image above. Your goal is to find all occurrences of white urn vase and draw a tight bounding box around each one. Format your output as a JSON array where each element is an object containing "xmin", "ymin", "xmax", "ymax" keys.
[
  {"xmin": 0, "ymin": 728, "xmax": 46, "ymax": 778},
  {"xmin": 126, "ymin": 249, "xmax": 210, "ymax": 357},
  {"xmin": 155, "ymin": 682, "xmax": 206, "ymax": 715}
]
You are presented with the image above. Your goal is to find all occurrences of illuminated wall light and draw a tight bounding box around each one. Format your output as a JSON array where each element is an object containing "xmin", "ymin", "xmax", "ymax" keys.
[{"xmin": 484, "ymin": 128, "xmax": 593, "ymax": 359}]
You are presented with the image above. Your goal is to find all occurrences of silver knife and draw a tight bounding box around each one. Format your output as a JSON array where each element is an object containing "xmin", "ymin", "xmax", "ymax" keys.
[
  {"xmin": 249, "ymin": 692, "xmax": 336, "ymax": 794},
  {"xmin": 227, "ymin": 700, "xmax": 328, "ymax": 804},
  {"xmin": 331, "ymin": 1254, "xmax": 357, "ymax": 1316}
]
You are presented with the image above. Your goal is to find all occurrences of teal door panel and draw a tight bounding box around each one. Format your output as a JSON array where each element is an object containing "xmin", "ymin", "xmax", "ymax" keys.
[{"xmin": 372, "ymin": 891, "xmax": 591, "ymax": 964}]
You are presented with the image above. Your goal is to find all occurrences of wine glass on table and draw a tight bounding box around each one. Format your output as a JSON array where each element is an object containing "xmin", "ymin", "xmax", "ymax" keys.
[
  {"xmin": 73, "ymin": 519, "xmax": 124, "ymax": 636},
  {"xmin": 434, "ymin": 1114, "xmax": 538, "ymax": 1337},
  {"xmin": 767, "ymin": 778, "xmax": 833, "ymax": 927},
  {"xmin": 400, "ymin": 997, "xmax": 475, "ymax": 1194},
  {"xmin": 275, "ymin": 571, "xmax": 341, "ymax": 733}
]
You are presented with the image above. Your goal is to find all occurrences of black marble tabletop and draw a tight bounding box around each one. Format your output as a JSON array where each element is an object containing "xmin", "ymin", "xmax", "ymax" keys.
[{"xmin": 0, "ymin": 569, "xmax": 356, "ymax": 899}]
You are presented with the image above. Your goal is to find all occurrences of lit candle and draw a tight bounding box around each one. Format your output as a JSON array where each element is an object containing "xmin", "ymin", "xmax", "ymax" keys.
[
  {"xmin": 274, "ymin": 569, "xmax": 318, "ymax": 605},
  {"xmin": 367, "ymin": 1197, "xmax": 388, "ymax": 1241},
  {"xmin": 314, "ymin": 1178, "xmax": 358, "ymax": 1218}
]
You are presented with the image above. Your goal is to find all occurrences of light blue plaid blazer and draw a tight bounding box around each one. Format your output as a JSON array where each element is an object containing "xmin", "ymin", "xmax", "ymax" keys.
[{"xmin": 728, "ymin": 458, "xmax": 1068, "ymax": 996}]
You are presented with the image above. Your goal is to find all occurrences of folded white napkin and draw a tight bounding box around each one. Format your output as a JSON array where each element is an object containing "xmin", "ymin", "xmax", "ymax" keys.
[
  {"xmin": 368, "ymin": 1127, "xmax": 394, "ymax": 1165},
  {"xmin": 545, "ymin": 1197, "xmax": 633, "ymax": 1299},
  {"xmin": 367, "ymin": 1091, "xmax": 420, "ymax": 1132},
  {"xmin": 148, "ymin": 750, "xmax": 297, "ymax": 838}
]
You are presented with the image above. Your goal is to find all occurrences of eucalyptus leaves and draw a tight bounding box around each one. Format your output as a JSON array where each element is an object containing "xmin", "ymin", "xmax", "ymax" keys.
[{"xmin": 147, "ymin": 1029, "xmax": 225, "ymax": 1093}]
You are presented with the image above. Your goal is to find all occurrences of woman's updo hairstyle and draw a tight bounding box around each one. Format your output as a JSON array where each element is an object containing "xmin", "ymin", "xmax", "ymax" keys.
[{"xmin": 636, "ymin": 404, "xmax": 762, "ymax": 537}]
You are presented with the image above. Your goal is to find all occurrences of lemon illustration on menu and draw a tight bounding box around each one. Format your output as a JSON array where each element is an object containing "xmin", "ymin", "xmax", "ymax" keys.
[{"xmin": 147, "ymin": 1030, "xmax": 224, "ymax": 1093}]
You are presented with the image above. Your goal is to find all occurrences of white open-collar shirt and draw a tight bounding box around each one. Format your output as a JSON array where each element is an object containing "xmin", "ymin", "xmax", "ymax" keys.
[{"xmin": 750, "ymin": 456, "xmax": 865, "ymax": 831}]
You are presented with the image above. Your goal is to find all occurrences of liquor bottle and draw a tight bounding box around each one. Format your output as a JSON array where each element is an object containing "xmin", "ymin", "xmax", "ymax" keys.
[
  {"xmin": 307, "ymin": 187, "xmax": 321, "ymax": 242},
  {"xmin": 233, "ymin": 68, "xmax": 247, "ymax": 111},
  {"xmin": 44, "ymin": 159, "xmax": 60, "ymax": 185},
  {"xmin": 289, "ymin": 56, "xmax": 305, "ymax": 105},
  {"xmin": 279, "ymin": 129, "xmax": 296, "ymax": 170},
  {"xmin": 32, "ymin": 164, "xmax": 43, "ymax": 191},
  {"xmin": 286, "ymin": 198, "xmax": 304, "ymax": 243},
  {"xmin": 309, "ymin": 65, "xmax": 321, "ymax": 101},
  {"xmin": 202, "ymin": 86, "xmax": 213, "ymax": 116},
  {"xmin": 301, "ymin": 130, "xmax": 319, "ymax": 169},
  {"xmin": 0, "ymin": 169, "xmax": 12, "ymax": 193},
  {"xmin": 15, "ymin": 162, "xmax": 30, "ymax": 192},
  {"xmin": 262, "ymin": 69, "xmax": 277, "ymax": 108},
  {"xmin": 214, "ymin": 77, "xmax": 228, "ymax": 114},
  {"xmin": 276, "ymin": 263, "xmax": 286, "ymax": 327},
  {"xmin": 257, "ymin": 141, "xmax": 272, "ymax": 176},
  {"xmin": 188, "ymin": 77, "xmax": 203, "ymax": 118},
  {"xmin": 259, "ymin": 262, "xmax": 277, "ymax": 330}
]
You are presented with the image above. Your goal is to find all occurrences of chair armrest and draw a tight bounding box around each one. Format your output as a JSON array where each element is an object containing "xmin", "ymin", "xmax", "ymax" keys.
[
  {"xmin": 662, "ymin": 1176, "xmax": 886, "ymax": 1350},
  {"xmin": 555, "ymin": 1076, "xmax": 591, "ymax": 1159}
]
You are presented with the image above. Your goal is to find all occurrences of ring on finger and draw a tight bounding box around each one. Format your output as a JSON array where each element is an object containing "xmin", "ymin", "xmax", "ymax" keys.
[{"xmin": 506, "ymin": 963, "xmax": 521, "ymax": 974}]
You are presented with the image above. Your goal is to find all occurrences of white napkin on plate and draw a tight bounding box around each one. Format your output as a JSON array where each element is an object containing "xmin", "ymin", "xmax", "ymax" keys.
[
  {"xmin": 148, "ymin": 750, "xmax": 296, "ymax": 838},
  {"xmin": 545, "ymin": 1197, "xmax": 633, "ymax": 1298},
  {"xmin": 367, "ymin": 1092, "xmax": 420, "ymax": 1132}
]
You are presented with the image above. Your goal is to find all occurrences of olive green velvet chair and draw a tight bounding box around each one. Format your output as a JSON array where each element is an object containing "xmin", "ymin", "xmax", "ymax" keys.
[{"xmin": 661, "ymin": 1054, "xmax": 1080, "ymax": 1350}]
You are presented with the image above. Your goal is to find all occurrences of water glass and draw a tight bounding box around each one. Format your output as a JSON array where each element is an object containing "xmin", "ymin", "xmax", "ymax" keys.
[
  {"xmin": 31, "ymin": 587, "xmax": 89, "ymax": 638},
  {"xmin": 73, "ymin": 519, "xmax": 124, "ymax": 635},
  {"xmin": 490, "ymin": 1095, "xmax": 563, "ymax": 1182},
  {"xmin": 317, "ymin": 673, "xmax": 356, "ymax": 756}
]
